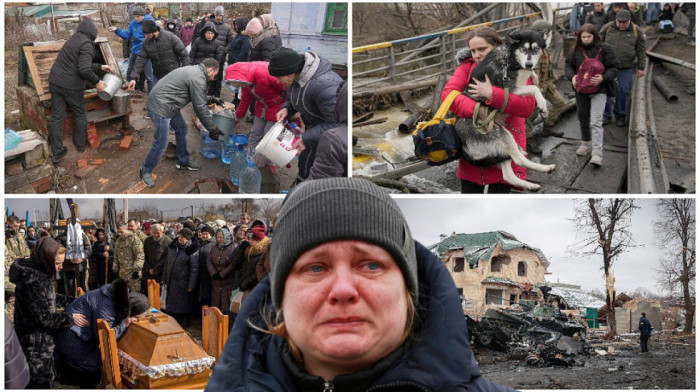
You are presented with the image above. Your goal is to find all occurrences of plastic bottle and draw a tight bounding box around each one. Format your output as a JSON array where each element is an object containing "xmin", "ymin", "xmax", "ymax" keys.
[
  {"xmin": 221, "ymin": 134, "xmax": 235, "ymax": 164},
  {"xmin": 118, "ymin": 59, "xmax": 129, "ymax": 80},
  {"xmin": 229, "ymin": 145, "xmax": 246, "ymax": 186},
  {"xmin": 5, "ymin": 129, "xmax": 22, "ymax": 151},
  {"xmin": 239, "ymin": 149, "xmax": 262, "ymax": 194}
]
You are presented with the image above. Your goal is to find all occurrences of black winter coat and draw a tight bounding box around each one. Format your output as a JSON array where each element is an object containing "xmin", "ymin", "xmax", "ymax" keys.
[
  {"xmin": 55, "ymin": 284, "xmax": 130, "ymax": 373},
  {"xmin": 565, "ymin": 43, "xmax": 620, "ymax": 97},
  {"xmin": 89, "ymin": 239, "xmax": 115, "ymax": 288},
  {"xmin": 228, "ymin": 18, "xmax": 251, "ymax": 65},
  {"xmin": 48, "ymin": 19, "xmax": 102, "ymax": 91},
  {"xmin": 162, "ymin": 240, "xmax": 199, "ymax": 315},
  {"xmin": 143, "ymin": 235, "xmax": 172, "ymax": 282},
  {"xmin": 9, "ymin": 257, "xmax": 74, "ymax": 385},
  {"xmin": 5, "ymin": 314, "xmax": 30, "ymax": 389},
  {"xmin": 197, "ymin": 239, "xmax": 216, "ymax": 304},
  {"xmin": 190, "ymin": 22, "xmax": 226, "ymax": 65},
  {"xmin": 638, "ymin": 316, "xmax": 653, "ymax": 335},
  {"xmin": 249, "ymin": 28, "xmax": 282, "ymax": 62},
  {"xmin": 214, "ymin": 20, "xmax": 234, "ymax": 49},
  {"xmin": 131, "ymin": 29, "xmax": 189, "ymax": 79},
  {"xmin": 205, "ymin": 241, "xmax": 517, "ymax": 391}
]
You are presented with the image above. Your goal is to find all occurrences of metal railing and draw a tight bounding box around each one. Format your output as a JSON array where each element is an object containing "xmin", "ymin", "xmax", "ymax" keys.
[{"xmin": 352, "ymin": 12, "xmax": 542, "ymax": 90}]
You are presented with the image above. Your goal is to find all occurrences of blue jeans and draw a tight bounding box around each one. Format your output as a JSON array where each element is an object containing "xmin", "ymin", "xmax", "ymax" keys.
[
  {"xmin": 127, "ymin": 51, "xmax": 154, "ymax": 93},
  {"xmin": 141, "ymin": 110, "xmax": 189, "ymax": 173},
  {"xmin": 605, "ymin": 67, "xmax": 634, "ymax": 119},
  {"xmin": 646, "ymin": 3, "xmax": 661, "ymax": 23}
]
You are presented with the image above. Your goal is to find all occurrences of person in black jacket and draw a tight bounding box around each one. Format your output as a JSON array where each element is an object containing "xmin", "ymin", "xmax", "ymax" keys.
[
  {"xmin": 565, "ymin": 23, "xmax": 620, "ymax": 167},
  {"xmin": 88, "ymin": 228, "xmax": 115, "ymax": 290},
  {"xmin": 246, "ymin": 17, "xmax": 282, "ymax": 62},
  {"xmin": 307, "ymin": 81, "xmax": 347, "ymax": 179},
  {"xmin": 128, "ymin": 20, "xmax": 189, "ymax": 88},
  {"xmin": 5, "ymin": 313, "xmax": 30, "ymax": 390},
  {"xmin": 189, "ymin": 21, "xmax": 225, "ymax": 96},
  {"xmin": 47, "ymin": 18, "xmax": 110, "ymax": 164},
  {"xmin": 638, "ymin": 312, "xmax": 653, "ymax": 352},
  {"xmin": 205, "ymin": 178, "xmax": 516, "ymax": 392}
]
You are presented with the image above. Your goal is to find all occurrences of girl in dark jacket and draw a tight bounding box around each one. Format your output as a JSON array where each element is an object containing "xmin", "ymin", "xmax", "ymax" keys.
[
  {"xmin": 205, "ymin": 178, "xmax": 515, "ymax": 392},
  {"xmin": 54, "ymin": 280, "xmax": 150, "ymax": 388},
  {"xmin": 207, "ymin": 227, "xmax": 237, "ymax": 311},
  {"xmin": 565, "ymin": 23, "xmax": 620, "ymax": 167},
  {"xmin": 162, "ymin": 228, "xmax": 199, "ymax": 329},
  {"xmin": 442, "ymin": 27, "xmax": 536, "ymax": 193},
  {"xmin": 228, "ymin": 17, "xmax": 251, "ymax": 65},
  {"xmin": 189, "ymin": 21, "xmax": 225, "ymax": 96},
  {"xmin": 9, "ymin": 237, "xmax": 88, "ymax": 389}
]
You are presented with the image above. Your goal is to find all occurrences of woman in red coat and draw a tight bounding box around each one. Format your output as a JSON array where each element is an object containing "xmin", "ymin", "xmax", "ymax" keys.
[
  {"xmin": 225, "ymin": 61, "xmax": 286, "ymax": 170},
  {"xmin": 441, "ymin": 27, "xmax": 536, "ymax": 193}
]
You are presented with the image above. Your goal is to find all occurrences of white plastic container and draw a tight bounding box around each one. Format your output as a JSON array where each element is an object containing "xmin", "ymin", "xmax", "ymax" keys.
[{"xmin": 255, "ymin": 122, "xmax": 298, "ymax": 167}]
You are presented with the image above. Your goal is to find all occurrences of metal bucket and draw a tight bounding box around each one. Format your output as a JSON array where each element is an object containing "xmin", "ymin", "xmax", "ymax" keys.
[
  {"xmin": 111, "ymin": 90, "xmax": 131, "ymax": 114},
  {"xmin": 212, "ymin": 109, "xmax": 236, "ymax": 139},
  {"xmin": 98, "ymin": 73, "xmax": 123, "ymax": 101}
]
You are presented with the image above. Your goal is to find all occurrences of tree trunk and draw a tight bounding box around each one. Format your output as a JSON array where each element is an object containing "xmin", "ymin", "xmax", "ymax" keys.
[
  {"xmin": 682, "ymin": 267, "xmax": 694, "ymax": 333},
  {"xmin": 604, "ymin": 263, "xmax": 617, "ymax": 337}
]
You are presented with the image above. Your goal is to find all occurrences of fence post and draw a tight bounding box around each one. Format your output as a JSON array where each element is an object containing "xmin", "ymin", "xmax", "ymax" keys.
[
  {"xmin": 451, "ymin": 34, "xmax": 457, "ymax": 72},
  {"xmin": 441, "ymin": 34, "xmax": 447, "ymax": 76},
  {"xmin": 389, "ymin": 46, "xmax": 396, "ymax": 83}
]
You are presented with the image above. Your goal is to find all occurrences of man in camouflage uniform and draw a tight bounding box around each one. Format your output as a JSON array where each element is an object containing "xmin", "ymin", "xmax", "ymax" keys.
[
  {"xmin": 114, "ymin": 222, "xmax": 145, "ymax": 293},
  {"xmin": 526, "ymin": 20, "xmax": 567, "ymax": 154},
  {"xmin": 128, "ymin": 219, "xmax": 148, "ymax": 243},
  {"xmin": 5, "ymin": 215, "xmax": 30, "ymax": 321}
]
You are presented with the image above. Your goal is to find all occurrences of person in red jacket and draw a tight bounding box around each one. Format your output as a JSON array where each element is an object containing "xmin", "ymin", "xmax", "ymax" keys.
[
  {"xmin": 225, "ymin": 61, "xmax": 287, "ymax": 171},
  {"xmin": 441, "ymin": 27, "xmax": 536, "ymax": 193}
]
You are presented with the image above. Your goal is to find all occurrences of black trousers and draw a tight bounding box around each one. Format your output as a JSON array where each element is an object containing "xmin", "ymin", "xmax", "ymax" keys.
[
  {"xmin": 49, "ymin": 84, "xmax": 87, "ymax": 155},
  {"xmin": 640, "ymin": 333, "xmax": 650, "ymax": 352},
  {"xmin": 461, "ymin": 180, "xmax": 511, "ymax": 194}
]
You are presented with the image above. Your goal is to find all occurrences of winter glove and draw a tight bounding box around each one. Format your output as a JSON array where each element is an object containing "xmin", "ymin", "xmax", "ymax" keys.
[
  {"xmin": 131, "ymin": 271, "xmax": 140, "ymax": 280},
  {"xmin": 238, "ymin": 241, "xmax": 251, "ymax": 251},
  {"xmin": 209, "ymin": 127, "xmax": 223, "ymax": 141},
  {"xmin": 207, "ymin": 96, "xmax": 225, "ymax": 106}
]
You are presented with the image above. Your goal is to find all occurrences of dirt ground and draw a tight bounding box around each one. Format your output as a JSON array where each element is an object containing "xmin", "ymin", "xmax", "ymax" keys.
[
  {"xmin": 5, "ymin": 31, "xmax": 297, "ymax": 194},
  {"xmin": 479, "ymin": 332, "xmax": 695, "ymax": 389}
]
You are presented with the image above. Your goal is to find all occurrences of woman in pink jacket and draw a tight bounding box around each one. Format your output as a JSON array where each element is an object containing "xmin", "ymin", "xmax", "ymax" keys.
[
  {"xmin": 225, "ymin": 61, "xmax": 286, "ymax": 171},
  {"xmin": 441, "ymin": 27, "xmax": 536, "ymax": 193}
]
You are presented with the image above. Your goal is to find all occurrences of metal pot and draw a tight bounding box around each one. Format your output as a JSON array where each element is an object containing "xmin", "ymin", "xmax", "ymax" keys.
[
  {"xmin": 111, "ymin": 90, "xmax": 131, "ymax": 114},
  {"xmin": 212, "ymin": 109, "xmax": 236, "ymax": 139},
  {"xmin": 98, "ymin": 73, "xmax": 123, "ymax": 101}
]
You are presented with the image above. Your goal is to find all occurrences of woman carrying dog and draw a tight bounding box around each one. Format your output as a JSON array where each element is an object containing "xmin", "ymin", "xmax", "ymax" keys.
[
  {"xmin": 565, "ymin": 23, "xmax": 620, "ymax": 166},
  {"xmin": 442, "ymin": 27, "xmax": 537, "ymax": 194}
]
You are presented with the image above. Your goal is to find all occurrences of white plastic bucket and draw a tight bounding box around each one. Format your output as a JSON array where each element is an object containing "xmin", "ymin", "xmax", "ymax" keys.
[{"xmin": 255, "ymin": 122, "xmax": 298, "ymax": 166}]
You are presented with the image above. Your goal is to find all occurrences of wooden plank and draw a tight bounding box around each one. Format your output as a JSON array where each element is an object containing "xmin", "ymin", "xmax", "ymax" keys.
[{"xmin": 22, "ymin": 44, "xmax": 64, "ymax": 97}]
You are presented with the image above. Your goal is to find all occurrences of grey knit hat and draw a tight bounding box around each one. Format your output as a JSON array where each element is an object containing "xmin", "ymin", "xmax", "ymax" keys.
[
  {"xmin": 270, "ymin": 178, "xmax": 417, "ymax": 309},
  {"xmin": 132, "ymin": 6, "xmax": 145, "ymax": 16}
]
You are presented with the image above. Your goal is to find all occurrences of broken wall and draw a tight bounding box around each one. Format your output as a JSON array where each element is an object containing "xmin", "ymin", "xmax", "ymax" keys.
[
  {"xmin": 447, "ymin": 244, "xmax": 546, "ymax": 318},
  {"xmin": 615, "ymin": 308, "xmax": 631, "ymax": 332},
  {"xmin": 630, "ymin": 301, "xmax": 662, "ymax": 332}
]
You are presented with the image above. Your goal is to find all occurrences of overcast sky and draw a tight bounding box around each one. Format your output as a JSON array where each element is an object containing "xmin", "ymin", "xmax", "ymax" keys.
[{"xmin": 5, "ymin": 197, "xmax": 687, "ymax": 295}]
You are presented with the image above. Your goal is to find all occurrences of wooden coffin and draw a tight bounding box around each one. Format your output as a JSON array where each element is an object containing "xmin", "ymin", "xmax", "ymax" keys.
[{"xmin": 117, "ymin": 312, "xmax": 214, "ymax": 389}]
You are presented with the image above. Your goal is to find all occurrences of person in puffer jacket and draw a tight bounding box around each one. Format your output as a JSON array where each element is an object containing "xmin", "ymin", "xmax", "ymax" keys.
[
  {"xmin": 128, "ymin": 20, "xmax": 189, "ymax": 87},
  {"xmin": 442, "ymin": 27, "xmax": 536, "ymax": 194},
  {"xmin": 307, "ymin": 81, "xmax": 347, "ymax": 179},
  {"xmin": 190, "ymin": 21, "xmax": 226, "ymax": 96},
  {"xmin": 54, "ymin": 280, "xmax": 150, "ymax": 388},
  {"xmin": 228, "ymin": 17, "xmax": 251, "ymax": 65},
  {"xmin": 269, "ymin": 48, "xmax": 344, "ymax": 181},
  {"xmin": 205, "ymin": 178, "xmax": 518, "ymax": 392},
  {"xmin": 225, "ymin": 61, "xmax": 287, "ymax": 170}
]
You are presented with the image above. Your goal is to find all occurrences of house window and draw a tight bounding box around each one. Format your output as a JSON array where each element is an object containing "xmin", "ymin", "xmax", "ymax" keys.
[
  {"xmin": 518, "ymin": 261, "xmax": 527, "ymax": 276},
  {"xmin": 509, "ymin": 293, "xmax": 517, "ymax": 305},
  {"xmin": 485, "ymin": 289, "xmax": 503, "ymax": 305},
  {"xmin": 491, "ymin": 256, "xmax": 508, "ymax": 272},
  {"xmin": 457, "ymin": 287, "xmax": 463, "ymax": 296},
  {"xmin": 453, "ymin": 257, "xmax": 465, "ymax": 272},
  {"xmin": 323, "ymin": 3, "xmax": 347, "ymax": 35}
]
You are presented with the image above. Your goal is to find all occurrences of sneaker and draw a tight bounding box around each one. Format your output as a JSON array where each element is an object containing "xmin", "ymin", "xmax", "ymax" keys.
[
  {"xmin": 176, "ymin": 160, "xmax": 200, "ymax": 171},
  {"xmin": 615, "ymin": 117, "xmax": 626, "ymax": 127},
  {"xmin": 527, "ymin": 140, "xmax": 543, "ymax": 155},
  {"xmin": 52, "ymin": 147, "xmax": 68, "ymax": 164},
  {"xmin": 140, "ymin": 168, "xmax": 155, "ymax": 187},
  {"xmin": 590, "ymin": 150, "xmax": 603, "ymax": 167},
  {"xmin": 603, "ymin": 117, "xmax": 611, "ymax": 125},
  {"xmin": 576, "ymin": 141, "xmax": 592, "ymax": 156}
]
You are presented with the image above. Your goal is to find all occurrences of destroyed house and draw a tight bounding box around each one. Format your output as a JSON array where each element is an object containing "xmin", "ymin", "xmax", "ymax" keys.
[{"xmin": 429, "ymin": 231, "xmax": 549, "ymax": 318}]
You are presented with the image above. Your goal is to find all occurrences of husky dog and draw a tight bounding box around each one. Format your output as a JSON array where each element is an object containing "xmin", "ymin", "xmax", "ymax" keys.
[{"xmin": 455, "ymin": 29, "xmax": 556, "ymax": 191}]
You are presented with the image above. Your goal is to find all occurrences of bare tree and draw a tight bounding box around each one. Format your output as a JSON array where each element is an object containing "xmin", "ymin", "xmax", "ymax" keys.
[
  {"xmin": 256, "ymin": 199, "xmax": 283, "ymax": 226},
  {"xmin": 654, "ymin": 199, "xmax": 695, "ymax": 334},
  {"xmin": 569, "ymin": 199, "xmax": 638, "ymax": 338}
]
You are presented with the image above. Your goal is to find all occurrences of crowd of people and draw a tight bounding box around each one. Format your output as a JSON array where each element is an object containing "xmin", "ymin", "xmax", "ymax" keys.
[
  {"xmin": 441, "ymin": 2, "xmax": 695, "ymax": 193},
  {"xmin": 47, "ymin": 4, "xmax": 348, "ymax": 191},
  {"xmin": 4, "ymin": 210, "xmax": 277, "ymax": 388}
]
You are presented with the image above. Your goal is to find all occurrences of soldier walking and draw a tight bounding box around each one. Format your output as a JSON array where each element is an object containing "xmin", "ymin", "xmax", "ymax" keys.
[{"xmin": 114, "ymin": 222, "xmax": 145, "ymax": 293}]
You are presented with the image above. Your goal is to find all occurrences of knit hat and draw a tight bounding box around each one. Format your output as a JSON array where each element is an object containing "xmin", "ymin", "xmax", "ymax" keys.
[
  {"xmin": 531, "ymin": 20, "xmax": 552, "ymax": 32},
  {"xmin": 142, "ymin": 20, "xmax": 158, "ymax": 34},
  {"xmin": 200, "ymin": 225, "xmax": 216, "ymax": 237},
  {"xmin": 129, "ymin": 292, "xmax": 151, "ymax": 316},
  {"xmin": 616, "ymin": 9, "xmax": 631, "ymax": 22},
  {"xmin": 268, "ymin": 47, "xmax": 305, "ymax": 77},
  {"xmin": 215, "ymin": 5, "xmax": 224, "ymax": 16},
  {"xmin": 269, "ymin": 178, "xmax": 417, "ymax": 309},
  {"xmin": 248, "ymin": 225, "xmax": 266, "ymax": 241},
  {"xmin": 259, "ymin": 13, "xmax": 275, "ymax": 29},
  {"xmin": 178, "ymin": 228, "xmax": 194, "ymax": 240},
  {"xmin": 246, "ymin": 17, "xmax": 263, "ymax": 35},
  {"xmin": 132, "ymin": 6, "xmax": 145, "ymax": 16}
]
